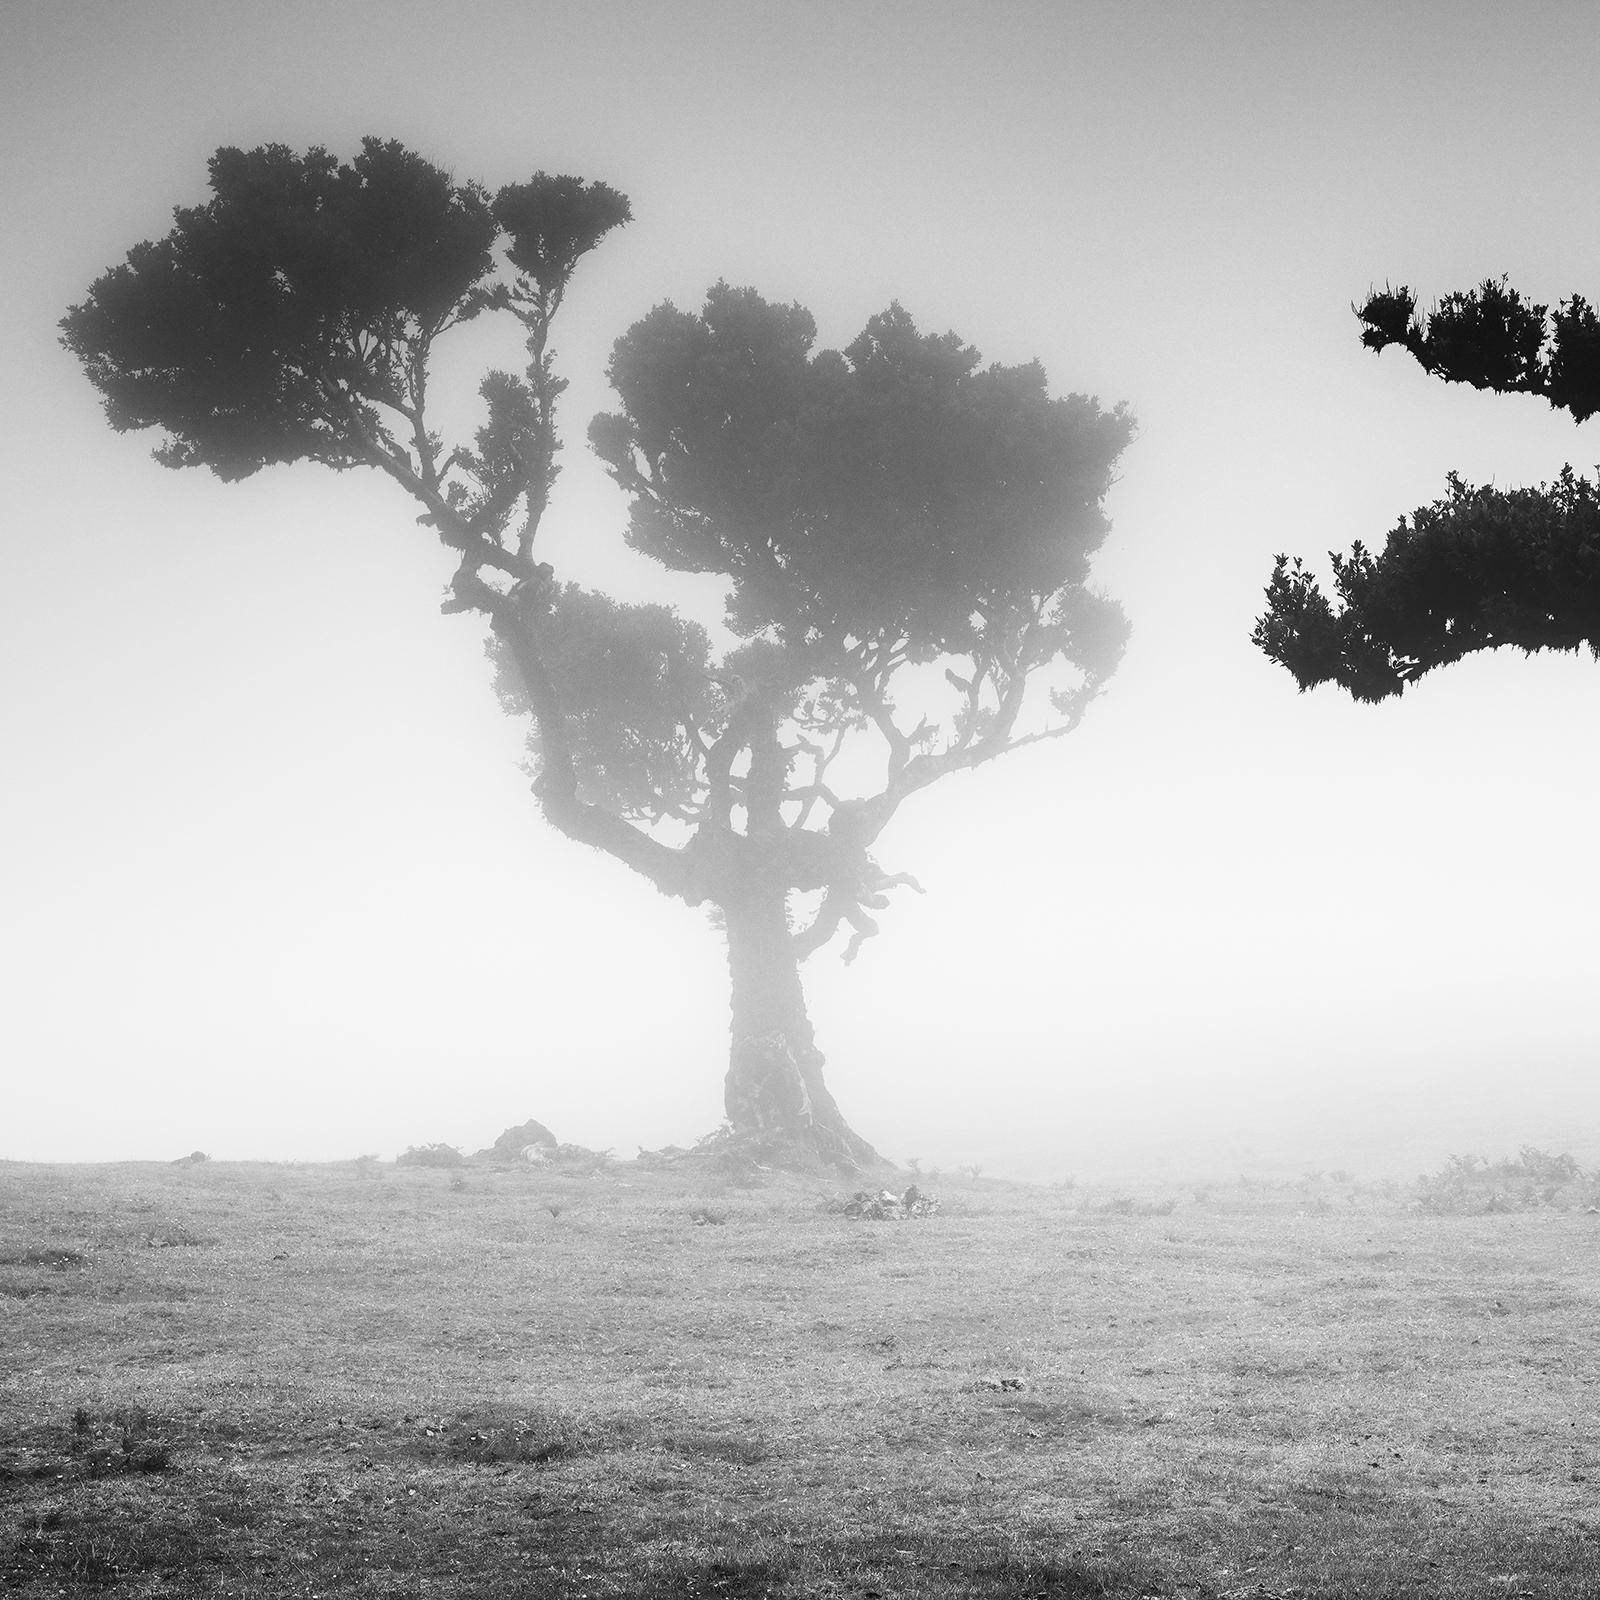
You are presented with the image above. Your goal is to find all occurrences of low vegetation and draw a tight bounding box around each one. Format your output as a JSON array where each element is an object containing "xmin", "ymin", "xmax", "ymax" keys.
[
  {"xmin": 394, "ymin": 1143, "xmax": 469, "ymax": 1170},
  {"xmin": 1, "ymin": 1152, "xmax": 1596, "ymax": 1597},
  {"xmin": 1413, "ymin": 1147, "xmax": 1600, "ymax": 1216}
]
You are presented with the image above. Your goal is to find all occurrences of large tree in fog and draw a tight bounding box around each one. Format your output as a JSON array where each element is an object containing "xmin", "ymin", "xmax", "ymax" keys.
[
  {"xmin": 64, "ymin": 139, "xmax": 1134, "ymax": 1170},
  {"xmin": 1255, "ymin": 277, "xmax": 1600, "ymax": 701}
]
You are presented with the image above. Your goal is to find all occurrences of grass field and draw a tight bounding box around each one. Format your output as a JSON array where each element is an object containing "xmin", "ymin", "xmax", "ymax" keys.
[{"xmin": 1, "ymin": 1154, "xmax": 1596, "ymax": 1598}]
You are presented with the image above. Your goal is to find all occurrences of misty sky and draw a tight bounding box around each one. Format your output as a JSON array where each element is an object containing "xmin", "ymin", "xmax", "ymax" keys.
[{"xmin": 3, "ymin": 1, "xmax": 1598, "ymax": 1178}]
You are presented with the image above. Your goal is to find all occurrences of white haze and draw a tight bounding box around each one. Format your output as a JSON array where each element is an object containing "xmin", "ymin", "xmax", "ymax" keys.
[{"xmin": 2, "ymin": 0, "xmax": 1598, "ymax": 1180}]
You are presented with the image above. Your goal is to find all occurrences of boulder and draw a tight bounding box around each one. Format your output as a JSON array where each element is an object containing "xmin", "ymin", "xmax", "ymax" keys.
[{"xmin": 490, "ymin": 1119, "xmax": 557, "ymax": 1159}]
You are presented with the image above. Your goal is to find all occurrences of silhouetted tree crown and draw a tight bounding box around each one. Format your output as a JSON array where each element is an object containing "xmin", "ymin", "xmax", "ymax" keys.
[
  {"xmin": 1358, "ymin": 278, "xmax": 1600, "ymax": 424},
  {"xmin": 1254, "ymin": 274, "xmax": 1600, "ymax": 702},
  {"xmin": 590, "ymin": 290, "xmax": 1129, "ymax": 654},
  {"xmin": 61, "ymin": 138, "xmax": 628, "ymax": 499}
]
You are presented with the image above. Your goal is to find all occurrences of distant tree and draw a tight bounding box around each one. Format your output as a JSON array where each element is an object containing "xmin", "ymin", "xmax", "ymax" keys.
[
  {"xmin": 1254, "ymin": 277, "xmax": 1600, "ymax": 701},
  {"xmin": 63, "ymin": 139, "xmax": 1135, "ymax": 1171}
]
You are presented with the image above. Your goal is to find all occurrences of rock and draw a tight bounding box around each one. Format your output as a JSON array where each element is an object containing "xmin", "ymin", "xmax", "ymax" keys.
[
  {"xmin": 490, "ymin": 1119, "xmax": 558, "ymax": 1159},
  {"xmin": 837, "ymin": 1187, "xmax": 939, "ymax": 1220}
]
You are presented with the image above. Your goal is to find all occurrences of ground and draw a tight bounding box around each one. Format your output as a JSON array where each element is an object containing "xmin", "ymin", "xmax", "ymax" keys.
[{"xmin": 1, "ymin": 1156, "xmax": 1596, "ymax": 1598}]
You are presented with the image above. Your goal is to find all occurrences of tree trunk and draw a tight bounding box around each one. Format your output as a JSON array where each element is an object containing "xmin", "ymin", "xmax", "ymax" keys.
[{"xmin": 719, "ymin": 883, "xmax": 881, "ymax": 1174}]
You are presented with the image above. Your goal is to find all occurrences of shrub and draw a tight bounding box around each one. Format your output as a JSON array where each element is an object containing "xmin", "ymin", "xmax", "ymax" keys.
[
  {"xmin": 396, "ymin": 1143, "xmax": 467, "ymax": 1169},
  {"xmin": 546, "ymin": 1142, "xmax": 614, "ymax": 1174},
  {"xmin": 1097, "ymin": 1194, "xmax": 1177, "ymax": 1217},
  {"xmin": 1415, "ymin": 1147, "xmax": 1600, "ymax": 1214},
  {"xmin": 63, "ymin": 1406, "xmax": 175, "ymax": 1477},
  {"xmin": 142, "ymin": 1225, "xmax": 213, "ymax": 1248}
]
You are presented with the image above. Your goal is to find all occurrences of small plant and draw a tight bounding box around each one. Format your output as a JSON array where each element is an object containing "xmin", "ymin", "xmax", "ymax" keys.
[
  {"xmin": 1100, "ymin": 1194, "xmax": 1176, "ymax": 1218},
  {"xmin": 142, "ymin": 1225, "xmax": 213, "ymax": 1248},
  {"xmin": 396, "ymin": 1142, "xmax": 467, "ymax": 1169},
  {"xmin": 66, "ymin": 1406, "xmax": 174, "ymax": 1477},
  {"xmin": 448, "ymin": 1172, "xmax": 469, "ymax": 1192},
  {"xmin": 427, "ymin": 1411, "xmax": 577, "ymax": 1466},
  {"xmin": 0, "ymin": 1245, "xmax": 90, "ymax": 1271}
]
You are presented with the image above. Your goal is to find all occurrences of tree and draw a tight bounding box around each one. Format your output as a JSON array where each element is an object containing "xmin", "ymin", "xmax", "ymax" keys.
[
  {"xmin": 64, "ymin": 140, "xmax": 1135, "ymax": 1171},
  {"xmin": 1253, "ymin": 277, "xmax": 1600, "ymax": 702}
]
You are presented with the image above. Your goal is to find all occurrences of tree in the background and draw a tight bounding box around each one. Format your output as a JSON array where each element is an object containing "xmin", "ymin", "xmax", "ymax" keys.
[
  {"xmin": 1253, "ymin": 277, "xmax": 1600, "ymax": 702},
  {"xmin": 64, "ymin": 140, "xmax": 1135, "ymax": 1171}
]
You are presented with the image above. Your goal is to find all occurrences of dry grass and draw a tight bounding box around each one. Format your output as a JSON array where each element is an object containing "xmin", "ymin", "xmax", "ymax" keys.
[{"xmin": 0, "ymin": 1158, "xmax": 1596, "ymax": 1597}]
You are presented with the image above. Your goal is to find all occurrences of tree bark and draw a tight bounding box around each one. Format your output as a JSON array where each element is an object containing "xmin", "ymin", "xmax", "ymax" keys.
[{"xmin": 719, "ymin": 881, "xmax": 881, "ymax": 1174}]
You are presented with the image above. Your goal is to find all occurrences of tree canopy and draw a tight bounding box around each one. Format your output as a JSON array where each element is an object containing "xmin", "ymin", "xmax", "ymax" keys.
[
  {"xmin": 63, "ymin": 139, "xmax": 1135, "ymax": 1168},
  {"xmin": 569, "ymin": 285, "xmax": 1134, "ymax": 860},
  {"xmin": 1254, "ymin": 276, "xmax": 1600, "ymax": 701},
  {"xmin": 1357, "ymin": 277, "xmax": 1600, "ymax": 425}
]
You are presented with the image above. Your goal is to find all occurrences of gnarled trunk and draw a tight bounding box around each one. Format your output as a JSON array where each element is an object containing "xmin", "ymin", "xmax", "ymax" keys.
[{"xmin": 719, "ymin": 883, "xmax": 880, "ymax": 1173}]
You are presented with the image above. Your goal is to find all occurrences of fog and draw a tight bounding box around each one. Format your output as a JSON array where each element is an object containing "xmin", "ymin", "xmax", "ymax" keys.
[{"xmin": 4, "ymin": 0, "xmax": 1598, "ymax": 1181}]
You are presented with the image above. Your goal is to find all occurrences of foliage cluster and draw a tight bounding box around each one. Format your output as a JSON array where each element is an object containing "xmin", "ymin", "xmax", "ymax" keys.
[
  {"xmin": 1358, "ymin": 277, "xmax": 1600, "ymax": 424},
  {"xmin": 1415, "ymin": 1147, "xmax": 1600, "ymax": 1214},
  {"xmin": 1255, "ymin": 468, "xmax": 1600, "ymax": 701},
  {"xmin": 1257, "ymin": 272, "xmax": 1600, "ymax": 700},
  {"xmin": 396, "ymin": 1141, "xmax": 468, "ymax": 1169},
  {"xmin": 59, "ymin": 139, "xmax": 628, "ymax": 485}
]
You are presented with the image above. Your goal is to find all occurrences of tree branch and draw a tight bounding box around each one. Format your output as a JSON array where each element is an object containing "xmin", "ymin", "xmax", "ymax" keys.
[{"xmin": 490, "ymin": 594, "xmax": 699, "ymax": 900}]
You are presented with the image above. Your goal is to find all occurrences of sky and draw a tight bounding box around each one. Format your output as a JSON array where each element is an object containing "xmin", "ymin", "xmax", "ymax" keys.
[{"xmin": 3, "ymin": 0, "xmax": 1598, "ymax": 1179}]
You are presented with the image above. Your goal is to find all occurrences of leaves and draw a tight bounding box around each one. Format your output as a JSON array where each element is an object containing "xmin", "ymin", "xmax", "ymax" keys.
[
  {"xmin": 589, "ymin": 285, "xmax": 1133, "ymax": 844},
  {"xmin": 1263, "ymin": 268, "xmax": 1600, "ymax": 700},
  {"xmin": 492, "ymin": 175, "xmax": 631, "ymax": 302},
  {"xmin": 1356, "ymin": 274, "xmax": 1600, "ymax": 423},
  {"xmin": 491, "ymin": 585, "xmax": 724, "ymax": 824},
  {"xmin": 1254, "ymin": 469, "xmax": 1600, "ymax": 700},
  {"xmin": 61, "ymin": 139, "xmax": 500, "ymax": 479},
  {"xmin": 593, "ymin": 287, "xmax": 1133, "ymax": 656},
  {"xmin": 449, "ymin": 370, "xmax": 549, "ymax": 539}
]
